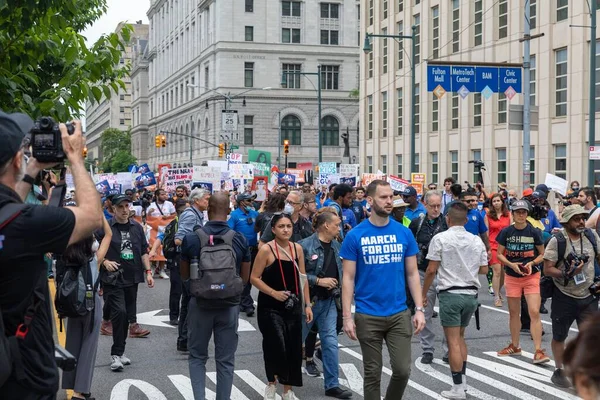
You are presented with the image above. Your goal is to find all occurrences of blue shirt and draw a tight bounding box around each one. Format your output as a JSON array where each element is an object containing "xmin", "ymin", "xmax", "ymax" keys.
[
  {"xmin": 228, "ymin": 208, "xmax": 259, "ymax": 246},
  {"xmin": 464, "ymin": 209, "xmax": 488, "ymax": 236},
  {"xmin": 541, "ymin": 209, "xmax": 561, "ymax": 233},
  {"xmin": 342, "ymin": 207, "xmax": 357, "ymax": 229},
  {"xmin": 404, "ymin": 202, "xmax": 427, "ymax": 221},
  {"xmin": 323, "ymin": 198, "xmax": 335, "ymax": 208},
  {"xmin": 339, "ymin": 218, "xmax": 419, "ymax": 317},
  {"xmin": 175, "ymin": 206, "xmax": 204, "ymax": 241}
]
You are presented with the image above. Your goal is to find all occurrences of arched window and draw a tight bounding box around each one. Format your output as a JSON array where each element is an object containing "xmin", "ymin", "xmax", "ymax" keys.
[
  {"xmin": 281, "ymin": 115, "xmax": 301, "ymax": 145},
  {"xmin": 321, "ymin": 116, "xmax": 339, "ymax": 146}
]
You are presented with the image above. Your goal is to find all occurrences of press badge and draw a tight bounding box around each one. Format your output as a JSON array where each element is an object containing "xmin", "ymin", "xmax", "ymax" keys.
[{"xmin": 574, "ymin": 272, "xmax": 586, "ymax": 285}]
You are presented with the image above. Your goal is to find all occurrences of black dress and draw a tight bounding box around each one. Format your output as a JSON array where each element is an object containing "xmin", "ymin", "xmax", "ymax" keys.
[{"xmin": 257, "ymin": 243, "xmax": 303, "ymax": 387}]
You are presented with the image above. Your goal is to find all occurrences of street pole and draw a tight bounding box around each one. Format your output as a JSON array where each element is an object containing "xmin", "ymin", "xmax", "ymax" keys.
[
  {"xmin": 589, "ymin": 0, "xmax": 597, "ymax": 188},
  {"xmin": 410, "ymin": 26, "xmax": 417, "ymax": 174},
  {"xmin": 189, "ymin": 134, "xmax": 193, "ymax": 165},
  {"xmin": 285, "ymin": 153, "xmax": 288, "ymax": 173},
  {"xmin": 278, "ymin": 111, "xmax": 282, "ymax": 170},
  {"xmin": 317, "ymin": 65, "xmax": 323, "ymax": 162},
  {"xmin": 522, "ymin": 1, "xmax": 531, "ymax": 191}
]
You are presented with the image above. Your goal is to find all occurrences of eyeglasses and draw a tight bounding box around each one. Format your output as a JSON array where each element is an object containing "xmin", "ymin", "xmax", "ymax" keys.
[
  {"xmin": 273, "ymin": 211, "xmax": 292, "ymax": 217},
  {"xmin": 286, "ymin": 200, "xmax": 302, "ymax": 205}
]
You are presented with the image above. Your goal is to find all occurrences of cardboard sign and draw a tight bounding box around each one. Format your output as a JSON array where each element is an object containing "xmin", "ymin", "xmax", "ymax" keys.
[
  {"xmin": 361, "ymin": 174, "xmax": 386, "ymax": 187},
  {"xmin": 251, "ymin": 176, "xmax": 269, "ymax": 201},
  {"xmin": 163, "ymin": 168, "xmax": 193, "ymax": 193},
  {"xmin": 388, "ymin": 175, "xmax": 410, "ymax": 192},
  {"xmin": 319, "ymin": 162, "xmax": 337, "ymax": 175},
  {"xmin": 340, "ymin": 164, "xmax": 360, "ymax": 177}
]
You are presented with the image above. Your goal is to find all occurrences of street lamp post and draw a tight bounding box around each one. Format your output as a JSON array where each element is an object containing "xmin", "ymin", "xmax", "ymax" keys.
[
  {"xmin": 280, "ymin": 66, "xmax": 323, "ymax": 162},
  {"xmin": 363, "ymin": 28, "xmax": 417, "ymax": 173}
]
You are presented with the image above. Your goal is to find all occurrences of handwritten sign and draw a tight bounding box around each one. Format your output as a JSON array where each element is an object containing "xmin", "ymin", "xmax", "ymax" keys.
[
  {"xmin": 388, "ymin": 175, "xmax": 410, "ymax": 192},
  {"xmin": 164, "ymin": 168, "xmax": 193, "ymax": 193},
  {"xmin": 319, "ymin": 162, "xmax": 337, "ymax": 175},
  {"xmin": 230, "ymin": 164, "xmax": 254, "ymax": 179},
  {"xmin": 192, "ymin": 166, "xmax": 221, "ymax": 183},
  {"xmin": 340, "ymin": 164, "xmax": 359, "ymax": 177}
]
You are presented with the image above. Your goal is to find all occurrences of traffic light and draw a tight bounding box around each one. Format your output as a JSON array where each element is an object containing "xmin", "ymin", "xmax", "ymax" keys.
[
  {"xmin": 155, "ymin": 135, "xmax": 161, "ymax": 148},
  {"xmin": 283, "ymin": 139, "xmax": 290, "ymax": 154},
  {"xmin": 160, "ymin": 135, "xmax": 166, "ymax": 147},
  {"xmin": 82, "ymin": 146, "xmax": 88, "ymax": 158},
  {"xmin": 218, "ymin": 143, "xmax": 225, "ymax": 158}
]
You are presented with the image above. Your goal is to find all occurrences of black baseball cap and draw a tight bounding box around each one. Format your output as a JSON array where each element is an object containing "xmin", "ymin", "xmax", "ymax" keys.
[
  {"xmin": 0, "ymin": 110, "xmax": 34, "ymax": 165},
  {"xmin": 401, "ymin": 186, "xmax": 418, "ymax": 197},
  {"xmin": 112, "ymin": 195, "xmax": 130, "ymax": 206}
]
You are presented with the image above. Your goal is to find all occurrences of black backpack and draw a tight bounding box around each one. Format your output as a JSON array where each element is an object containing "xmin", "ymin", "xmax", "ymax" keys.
[
  {"xmin": 162, "ymin": 217, "xmax": 179, "ymax": 259},
  {"xmin": 54, "ymin": 259, "xmax": 99, "ymax": 330}
]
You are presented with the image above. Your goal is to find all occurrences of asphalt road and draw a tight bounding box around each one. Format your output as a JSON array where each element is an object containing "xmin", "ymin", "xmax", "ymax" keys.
[{"xmin": 57, "ymin": 275, "xmax": 583, "ymax": 400}]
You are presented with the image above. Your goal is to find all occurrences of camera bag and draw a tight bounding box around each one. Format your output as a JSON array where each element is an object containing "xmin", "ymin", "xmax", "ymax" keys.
[{"xmin": 54, "ymin": 258, "xmax": 99, "ymax": 330}]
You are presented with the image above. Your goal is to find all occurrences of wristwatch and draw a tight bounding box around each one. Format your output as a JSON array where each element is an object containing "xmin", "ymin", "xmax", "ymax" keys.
[{"xmin": 415, "ymin": 306, "xmax": 426, "ymax": 313}]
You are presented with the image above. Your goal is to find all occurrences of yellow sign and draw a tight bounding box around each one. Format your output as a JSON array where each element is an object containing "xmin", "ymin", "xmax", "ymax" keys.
[{"xmin": 411, "ymin": 173, "xmax": 426, "ymax": 184}]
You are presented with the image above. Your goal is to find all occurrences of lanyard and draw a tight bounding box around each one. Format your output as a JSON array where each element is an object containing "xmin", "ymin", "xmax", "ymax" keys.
[
  {"xmin": 274, "ymin": 242, "xmax": 298, "ymax": 295},
  {"xmin": 568, "ymin": 234, "xmax": 584, "ymax": 256}
]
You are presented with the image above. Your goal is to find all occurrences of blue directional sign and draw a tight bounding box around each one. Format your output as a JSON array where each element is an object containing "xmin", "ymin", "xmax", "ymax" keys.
[
  {"xmin": 450, "ymin": 66, "xmax": 476, "ymax": 93},
  {"xmin": 475, "ymin": 67, "xmax": 499, "ymax": 92},
  {"xmin": 426, "ymin": 65, "xmax": 452, "ymax": 92},
  {"xmin": 498, "ymin": 67, "xmax": 522, "ymax": 93}
]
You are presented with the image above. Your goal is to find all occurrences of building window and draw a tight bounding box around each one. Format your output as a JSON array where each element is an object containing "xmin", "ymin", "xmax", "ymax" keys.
[
  {"xmin": 205, "ymin": 66, "xmax": 209, "ymax": 89},
  {"xmin": 452, "ymin": 0, "xmax": 459, "ymax": 53},
  {"xmin": 120, "ymin": 119, "xmax": 125, "ymax": 125},
  {"xmin": 414, "ymin": 153, "xmax": 420, "ymax": 173},
  {"xmin": 555, "ymin": 144, "xmax": 567, "ymax": 178},
  {"xmin": 530, "ymin": 0, "xmax": 537, "ymax": 29},
  {"xmin": 398, "ymin": 0, "xmax": 403, "ymax": 12},
  {"xmin": 367, "ymin": 95, "xmax": 373, "ymax": 139},
  {"xmin": 245, "ymin": 26, "xmax": 254, "ymax": 41},
  {"xmin": 430, "ymin": 152, "xmax": 438, "ymax": 184},
  {"xmin": 321, "ymin": 116, "xmax": 339, "ymax": 146},
  {"xmin": 282, "ymin": 28, "xmax": 301, "ymax": 43},
  {"xmin": 498, "ymin": 93, "xmax": 507, "ymax": 123},
  {"xmin": 244, "ymin": 115, "xmax": 254, "ymax": 125},
  {"xmin": 451, "ymin": 94, "xmax": 459, "ymax": 129},
  {"xmin": 432, "ymin": 95, "xmax": 439, "ymax": 132},
  {"xmin": 320, "ymin": 30, "xmax": 339, "ymax": 45},
  {"xmin": 382, "ymin": 28, "xmax": 388, "ymax": 73},
  {"xmin": 321, "ymin": 65, "xmax": 339, "ymax": 90},
  {"xmin": 497, "ymin": 148, "xmax": 507, "ymax": 184},
  {"xmin": 472, "ymin": 149, "xmax": 481, "ymax": 184},
  {"xmin": 282, "ymin": 1, "xmax": 301, "ymax": 17},
  {"xmin": 397, "ymin": 21, "xmax": 404, "ymax": 70},
  {"xmin": 414, "ymin": 14, "xmax": 421, "ymax": 63},
  {"xmin": 557, "ymin": 0, "xmax": 568, "ymax": 22},
  {"xmin": 120, "ymin": 94, "xmax": 125, "ymax": 101},
  {"xmin": 281, "ymin": 115, "xmax": 301, "ymax": 145},
  {"xmin": 474, "ymin": 0, "xmax": 483, "ymax": 46},
  {"xmin": 120, "ymin": 106, "xmax": 125, "ymax": 113},
  {"xmin": 383, "ymin": 0, "xmax": 388, "ymax": 19},
  {"xmin": 382, "ymin": 91, "xmax": 388, "ymax": 137},
  {"xmin": 367, "ymin": 156, "xmax": 373, "ymax": 173},
  {"xmin": 499, "ymin": 0, "xmax": 508, "ymax": 39},
  {"xmin": 368, "ymin": 51, "xmax": 373, "ymax": 78},
  {"xmin": 244, "ymin": 128, "xmax": 253, "ymax": 145},
  {"xmin": 450, "ymin": 151, "xmax": 459, "ymax": 181},
  {"xmin": 245, "ymin": 0, "xmax": 253, "ymax": 12},
  {"xmin": 555, "ymin": 48, "xmax": 568, "ymax": 116},
  {"xmin": 282, "ymin": 64, "xmax": 301, "ymax": 88},
  {"xmin": 244, "ymin": 62, "xmax": 254, "ymax": 87},
  {"xmin": 530, "ymin": 55, "xmax": 537, "ymax": 106},
  {"xmin": 432, "ymin": 6, "xmax": 440, "ymax": 59},
  {"xmin": 414, "ymin": 84, "xmax": 420, "ymax": 134},
  {"xmin": 473, "ymin": 93, "xmax": 482, "ymax": 127},
  {"xmin": 321, "ymin": 3, "xmax": 339, "ymax": 18},
  {"xmin": 369, "ymin": 0, "xmax": 373, "ymax": 26},
  {"xmin": 397, "ymin": 88, "xmax": 403, "ymax": 136},
  {"xmin": 529, "ymin": 146, "xmax": 535, "ymax": 187},
  {"xmin": 396, "ymin": 154, "xmax": 403, "ymax": 176}
]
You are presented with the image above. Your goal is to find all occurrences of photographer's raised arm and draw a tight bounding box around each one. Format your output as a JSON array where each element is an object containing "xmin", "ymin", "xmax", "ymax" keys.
[{"xmin": 61, "ymin": 122, "xmax": 103, "ymax": 245}]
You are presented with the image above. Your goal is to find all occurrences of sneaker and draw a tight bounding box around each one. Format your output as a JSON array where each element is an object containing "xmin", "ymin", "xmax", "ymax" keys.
[
  {"xmin": 305, "ymin": 360, "xmax": 321, "ymax": 377},
  {"xmin": 441, "ymin": 384, "xmax": 467, "ymax": 399},
  {"xmin": 119, "ymin": 354, "xmax": 131, "ymax": 365},
  {"xmin": 282, "ymin": 391, "xmax": 299, "ymax": 400},
  {"xmin": 520, "ymin": 328, "xmax": 531, "ymax": 334},
  {"xmin": 169, "ymin": 319, "xmax": 179, "ymax": 326},
  {"xmin": 442, "ymin": 352, "xmax": 449, "ymax": 363},
  {"xmin": 177, "ymin": 342, "xmax": 188, "ymax": 352},
  {"xmin": 264, "ymin": 384, "xmax": 277, "ymax": 400},
  {"xmin": 100, "ymin": 320, "xmax": 112, "ymax": 336},
  {"xmin": 129, "ymin": 323, "xmax": 150, "ymax": 338},
  {"xmin": 488, "ymin": 285, "xmax": 494, "ymax": 296},
  {"xmin": 110, "ymin": 355, "xmax": 124, "ymax": 372},
  {"xmin": 325, "ymin": 387, "xmax": 353, "ymax": 399},
  {"xmin": 551, "ymin": 368, "xmax": 571, "ymax": 388},
  {"xmin": 497, "ymin": 343, "xmax": 522, "ymax": 357},
  {"xmin": 158, "ymin": 269, "xmax": 169, "ymax": 279},
  {"xmin": 421, "ymin": 352, "xmax": 434, "ymax": 364},
  {"xmin": 533, "ymin": 349, "xmax": 551, "ymax": 364},
  {"xmin": 540, "ymin": 304, "xmax": 548, "ymax": 314},
  {"xmin": 246, "ymin": 309, "xmax": 255, "ymax": 317}
]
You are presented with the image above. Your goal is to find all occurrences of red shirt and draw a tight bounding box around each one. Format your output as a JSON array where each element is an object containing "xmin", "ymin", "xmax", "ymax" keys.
[{"xmin": 488, "ymin": 214, "xmax": 511, "ymax": 250}]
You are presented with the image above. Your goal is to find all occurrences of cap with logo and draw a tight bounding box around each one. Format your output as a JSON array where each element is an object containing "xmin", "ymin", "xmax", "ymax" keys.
[
  {"xmin": 559, "ymin": 205, "xmax": 589, "ymax": 224},
  {"xmin": 392, "ymin": 196, "xmax": 409, "ymax": 208},
  {"xmin": 511, "ymin": 200, "xmax": 531, "ymax": 212},
  {"xmin": 111, "ymin": 195, "xmax": 131, "ymax": 206},
  {"xmin": 401, "ymin": 186, "xmax": 418, "ymax": 197},
  {"xmin": 0, "ymin": 110, "xmax": 34, "ymax": 165},
  {"xmin": 531, "ymin": 190, "xmax": 547, "ymax": 200},
  {"xmin": 535, "ymin": 184, "xmax": 550, "ymax": 195}
]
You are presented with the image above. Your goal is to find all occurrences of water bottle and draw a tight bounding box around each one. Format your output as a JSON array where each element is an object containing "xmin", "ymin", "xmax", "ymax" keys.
[
  {"xmin": 190, "ymin": 257, "xmax": 199, "ymax": 280},
  {"xmin": 85, "ymin": 284, "xmax": 94, "ymax": 311}
]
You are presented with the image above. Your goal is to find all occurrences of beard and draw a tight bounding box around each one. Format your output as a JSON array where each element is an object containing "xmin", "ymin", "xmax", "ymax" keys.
[{"xmin": 372, "ymin": 202, "xmax": 391, "ymax": 218}]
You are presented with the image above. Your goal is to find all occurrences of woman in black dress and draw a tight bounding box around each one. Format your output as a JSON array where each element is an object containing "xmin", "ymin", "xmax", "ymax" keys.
[{"xmin": 251, "ymin": 212, "xmax": 313, "ymax": 400}]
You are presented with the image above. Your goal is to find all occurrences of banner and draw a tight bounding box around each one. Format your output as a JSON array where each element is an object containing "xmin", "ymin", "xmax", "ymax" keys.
[
  {"xmin": 248, "ymin": 149, "xmax": 271, "ymax": 165},
  {"xmin": 133, "ymin": 215, "xmax": 176, "ymax": 262},
  {"xmin": 319, "ymin": 162, "xmax": 337, "ymax": 175},
  {"xmin": 286, "ymin": 168, "xmax": 305, "ymax": 184},
  {"xmin": 163, "ymin": 167, "xmax": 193, "ymax": 193},
  {"xmin": 339, "ymin": 176, "xmax": 357, "ymax": 186},
  {"xmin": 137, "ymin": 163, "xmax": 151, "ymax": 174},
  {"xmin": 278, "ymin": 173, "xmax": 296, "ymax": 186},
  {"xmin": 95, "ymin": 180, "xmax": 111, "ymax": 196},
  {"xmin": 361, "ymin": 173, "xmax": 386, "ymax": 187},
  {"xmin": 135, "ymin": 171, "xmax": 157, "ymax": 188},
  {"xmin": 340, "ymin": 164, "xmax": 360, "ymax": 177},
  {"xmin": 192, "ymin": 182, "xmax": 214, "ymax": 192},
  {"xmin": 251, "ymin": 176, "xmax": 269, "ymax": 201},
  {"xmin": 388, "ymin": 175, "xmax": 410, "ymax": 192}
]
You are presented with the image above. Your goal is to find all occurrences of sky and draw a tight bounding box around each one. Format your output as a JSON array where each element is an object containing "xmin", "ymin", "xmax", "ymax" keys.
[{"xmin": 82, "ymin": 0, "xmax": 150, "ymax": 45}]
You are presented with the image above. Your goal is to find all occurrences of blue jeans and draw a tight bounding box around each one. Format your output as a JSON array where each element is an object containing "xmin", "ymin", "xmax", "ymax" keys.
[{"xmin": 302, "ymin": 297, "xmax": 340, "ymax": 390}]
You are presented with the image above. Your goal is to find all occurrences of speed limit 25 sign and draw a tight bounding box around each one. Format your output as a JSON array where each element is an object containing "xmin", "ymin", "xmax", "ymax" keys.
[{"xmin": 221, "ymin": 110, "xmax": 238, "ymax": 132}]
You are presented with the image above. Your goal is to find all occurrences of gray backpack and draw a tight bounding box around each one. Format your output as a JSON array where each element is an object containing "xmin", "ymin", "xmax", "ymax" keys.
[{"xmin": 190, "ymin": 229, "xmax": 244, "ymax": 307}]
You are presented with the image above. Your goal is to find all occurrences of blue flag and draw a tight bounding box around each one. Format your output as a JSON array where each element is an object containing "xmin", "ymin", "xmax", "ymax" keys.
[{"xmin": 135, "ymin": 172, "xmax": 157, "ymax": 188}]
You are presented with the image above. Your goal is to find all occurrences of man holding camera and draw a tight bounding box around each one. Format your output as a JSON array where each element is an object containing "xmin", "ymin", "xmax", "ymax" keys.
[
  {"xmin": 0, "ymin": 111, "xmax": 103, "ymax": 398},
  {"xmin": 543, "ymin": 205, "xmax": 600, "ymax": 388}
]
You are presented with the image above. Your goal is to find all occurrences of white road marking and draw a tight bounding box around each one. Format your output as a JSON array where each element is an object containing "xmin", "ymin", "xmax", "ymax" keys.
[
  {"xmin": 110, "ymin": 379, "xmax": 169, "ymax": 400},
  {"xmin": 206, "ymin": 372, "xmax": 250, "ymax": 400},
  {"xmin": 238, "ymin": 318, "xmax": 256, "ymax": 332},
  {"xmin": 168, "ymin": 374, "xmax": 216, "ymax": 400},
  {"xmin": 339, "ymin": 363, "xmax": 364, "ymax": 396},
  {"xmin": 483, "ymin": 351, "xmax": 555, "ymax": 376},
  {"xmin": 479, "ymin": 304, "xmax": 579, "ymax": 333},
  {"xmin": 235, "ymin": 370, "xmax": 283, "ymax": 399}
]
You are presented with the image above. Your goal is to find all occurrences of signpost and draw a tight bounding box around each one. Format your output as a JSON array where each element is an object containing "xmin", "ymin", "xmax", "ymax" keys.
[
  {"xmin": 426, "ymin": 63, "xmax": 522, "ymax": 96},
  {"xmin": 590, "ymin": 146, "xmax": 600, "ymax": 160},
  {"xmin": 221, "ymin": 110, "xmax": 238, "ymax": 132}
]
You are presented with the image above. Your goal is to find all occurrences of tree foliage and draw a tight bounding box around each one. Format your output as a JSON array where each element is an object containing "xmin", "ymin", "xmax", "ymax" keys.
[
  {"xmin": 0, "ymin": 0, "xmax": 132, "ymax": 120},
  {"xmin": 101, "ymin": 128, "xmax": 136, "ymax": 172}
]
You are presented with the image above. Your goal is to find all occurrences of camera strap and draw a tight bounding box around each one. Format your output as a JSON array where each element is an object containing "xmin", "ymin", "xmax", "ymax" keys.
[
  {"xmin": 48, "ymin": 167, "xmax": 67, "ymax": 208},
  {"xmin": 273, "ymin": 243, "xmax": 298, "ymax": 295},
  {"xmin": 567, "ymin": 234, "xmax": 584, "ymax": 257}
]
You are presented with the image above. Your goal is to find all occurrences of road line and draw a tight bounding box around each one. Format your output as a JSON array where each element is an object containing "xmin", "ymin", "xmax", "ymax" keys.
[
  {"xmin": 339, "ymin": 363, "xmax": 364, "ymax": 397},
  {"xmin": 519, "ymin": 350, "xmax": 558, "ymax": 368},
  {"xmin": 414, "ymin": 358, "xmax": 503, "ymax": 400},
  {"xmin": 169, "ymin": 374, "xmax": 217, "ymax": 400},
  {"xmin": 206, "ymin": 372, "xmax": 250, "ymax": 400},
  {"xmin": 483, "ymin": 351, "xmax": 555, "ymax": 375},
  {"xmin": 479, "ymin": 304, "xmax": 578, "ymax": 333},
  {"xmin": 110, "ymin": 379, "xmax": 169, "ymax": 400},
  {"xmin": 235, "ymin": 370, "xmax": 282, "ymax": 400}
]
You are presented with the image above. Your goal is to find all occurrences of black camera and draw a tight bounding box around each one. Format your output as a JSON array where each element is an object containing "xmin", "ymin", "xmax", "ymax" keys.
[
  {"xmin": 531, "ymin": 204, "xmax": 549, "ymax": 220},
  {"xmin": 55, "ymin": 344, "xmax": 77, "ymax": 371},
  {"xmin": 31, "ymin": 117, "xmax": 74, "ymax": 163},
  {"xmin": 562, "ymin": 252, "xmax": 590, "ymax": 285},
  {"xmin": 284, "ymin": 293, "xmax": 300, "ymax": 311}
]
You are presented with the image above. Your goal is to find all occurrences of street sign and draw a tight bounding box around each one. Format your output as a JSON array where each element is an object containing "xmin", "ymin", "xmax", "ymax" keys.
[
  {"xmin": 230, "ymin": 145, "xmax": 239, "ymax": 150},
  {"xmin": 433, "ymin": 85, "xmax": 447, "ymax": 99},
  {"xmin": 221, "ymin": 110, "xmax": 238, "ymax": 132},
  {"xmin": 450, "ymin": 66, "xmax": 476, "ymax": 93},
  {"xmin": 427, "ymin": 64, "xmax": 522, "ymax": 95},
  {"xmin": 504, "ymin": 86, "xmax": 517, "ymax": 100},
  {"xmin": 590, "ymin": 146, "xmax": 600, "ymax": 160},
  {"xmin": 508, "ymin": 105, "xmax": 539, "ymax": 131},
  {"xmin": 475, "ymin": 67, "xmax": 499, "ymax": 92},
  {"xmin": 498, "ymin": 67, "xmax": 522, "ymax": 93},
  {"xmin": 426, "ymin": 66, "xmax": 452, "ymax": 92},
  {"xmin": 457, "ymin": 85, "xmax": 470, "ymax": 99}
]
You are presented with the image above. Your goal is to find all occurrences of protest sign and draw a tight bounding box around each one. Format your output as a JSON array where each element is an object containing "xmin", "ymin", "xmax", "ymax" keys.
[
  {"xmin": 163, "ymin": 167, "xmax": 193, "ymax": 193},
  {"xmin": 340, "ymin": 164, "xmax": 359, "ymax": 177},
  {"xmin": 135, "ymin": 172, "xmax": 157, "ymax": 188},
  {"xmin": 339, "ymin": 176, "xmax": 357, "ymax": 186},
  {"xmin": 251, "ymin": 177, "xmax": 269, "ymax": 201},
  {"xmin": 388, "ymin": 175, "xmax": 410, "ymax": 192},
  {"xmin": 286, "ymin": 168, "xmax": 305, "ymax": 184},
  {"xmin": 361, "ymin": 173, "xmax": 386, "ymax": 186},
  {"xmin": 227, "ymin": 153, "xmax": 243, "ymax": 164},
  {"xmin": 137, "ymin": 163, "xmax": 151, "ymax": 174},
  {"xmin": 95, "ymin": 180, "xmax": 111, "ymax": 196},
  {"xmin": 278, "ymin": 173, "xmax": 296, "ymax": 186},
  {"xmin": 545, "ymin": 173, "xmax": 568, "ymax": 196},
  {"xmin": 112, "ymin": 183, "xmax": 122, "ymax": 193},
  {"xmin": 230, "ymin": 164, "xmax": 254, "ymax": 179},
  {"xmin": 115, "ymin": 172, "xmax": 133, "ymax": 192},
  {"xmin": 318, "ymin": 173, "xmax": 340, "ymax": 186},
  {"xmin": 193, "ymin": 166, "xmax": 221, "ymax": 183},
  {"xmin": 297, "ymin": 162, "xmax": 313, "ymax": 171},
  {"xmin": 192, "ymin": 182, "xmax": 214, "ymax": 192},
  {"xmin": 207, "ymin": 160, "xmax": 229, "ymax": 172},
  {"xmin": 319, "ymin": 162, "xmax": 337, "ymax": 175},
  {"xmin": 411, "ymin": 173, "xmax": 426, "ymax": 184},
  {"xmin": 248, "ymin": 149, "xmax": 271, "ymax": 165},
  {"xmin": 250, "ymin": 162, "xmax": 270, "ymax": 177}
]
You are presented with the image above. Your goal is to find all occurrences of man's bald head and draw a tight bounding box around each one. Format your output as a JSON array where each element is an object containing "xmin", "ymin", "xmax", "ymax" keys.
[{"xmin": 207, "ymin": 192, "xmax": 231, "ymax": 221}]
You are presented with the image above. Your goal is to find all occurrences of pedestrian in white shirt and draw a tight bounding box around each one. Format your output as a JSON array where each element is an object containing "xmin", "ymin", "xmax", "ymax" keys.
[
  {"xmin": 421, "ymin": 201, "xmax": 488, "ymax": 399},
  {"xmin": 147, "ymin": 189, "xmax": 176, "ymax": 218}
]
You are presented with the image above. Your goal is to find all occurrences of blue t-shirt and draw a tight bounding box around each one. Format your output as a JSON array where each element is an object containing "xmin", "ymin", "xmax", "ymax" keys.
[
  {"xmin": 339, "ymin": 218, "xmax": 419, "ymax": 317},
  {"xmin": 464, "ymin": 208, "xmax": 488, "ymax": 236},
  {"xmin": 342, "ymin": 207, "xmax": 357, "ymax": 229},
  {"xmin": 541, "ymin": 209, "xmax": 561, "ymax": 233},
  {"xmin": 404, "ymin": 202, "xmax": 427, "ymax": 221},
  {"xmin": 323, "ymin": 198, "xmax": 335, "ymax": 208},
  {"xmin": 227, "ymin": 208, "xmax": 259, "ymax": 246}
]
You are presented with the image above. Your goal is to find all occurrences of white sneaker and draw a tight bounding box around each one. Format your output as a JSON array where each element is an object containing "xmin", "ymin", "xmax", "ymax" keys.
[
  {"xmin": 282, "ymin": 391, "xmax": 298, "ymax": 400},
  {"xmin": 158, "ymin": 270, "xmax": 169, "ymax": 279},
  {"xmin": 119, "ymin": 354, "xmax": 131, "ymax": 365},
  {"xmin": 441, "ymin": 384, "xmax": 466, "ymax": 399},
  {"xmin": 110, "ymin": 355, "xmax": 124, "ymax": 372},
  {"xmin": 264, "ymin": 384, "xmax": 277, "ymax": 400}
]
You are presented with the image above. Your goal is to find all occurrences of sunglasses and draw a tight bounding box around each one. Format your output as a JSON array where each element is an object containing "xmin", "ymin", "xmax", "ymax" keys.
[{"xmin": 273, "ymin": 211, "xmax": 292, "ymax": 218}]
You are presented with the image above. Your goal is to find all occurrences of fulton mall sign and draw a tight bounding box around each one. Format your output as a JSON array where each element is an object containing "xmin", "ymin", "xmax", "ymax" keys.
[{"xmin": 427, "ymin": 64, "xmax": 522, "ymax": 100}]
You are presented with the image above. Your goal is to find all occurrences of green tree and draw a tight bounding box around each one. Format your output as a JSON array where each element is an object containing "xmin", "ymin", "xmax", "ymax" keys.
[
  {"xmin": 0, "ymin": 0, "xmax": 132, "ymax": 120},
  {"xmin": 100, "ymin": 128, "xmax": 136, "ymax": 172}
]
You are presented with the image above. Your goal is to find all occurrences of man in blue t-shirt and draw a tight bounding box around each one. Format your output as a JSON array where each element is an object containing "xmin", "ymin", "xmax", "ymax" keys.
[
  {"xmin": 340, "ymin": 180, "xmax": 425, "ymax": 400},
  {"xmin": 460, "ymin": 191, "xmax": 491, "ymax": 257},
  {"xmin": 401, "ymin": 186, "xmax": 427, "ymax": 221}
]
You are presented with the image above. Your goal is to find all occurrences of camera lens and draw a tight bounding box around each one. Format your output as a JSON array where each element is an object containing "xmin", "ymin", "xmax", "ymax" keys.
[{"xmin": 39, "ymin": 117, "xmax": 51, "ymax": 128}]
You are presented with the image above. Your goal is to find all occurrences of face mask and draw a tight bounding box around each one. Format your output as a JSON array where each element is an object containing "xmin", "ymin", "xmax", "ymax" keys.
[
  {"xmin": 572, "ymin": 186, "xmax": 579, "ymax": 191},
  {"xmin": 284, "ymin": 203, "xmax": 295, "ymax": 214},
  {"xmin": 91, "ymin": 239, "xmax": 99, "ymax": 253},
  {"xmin": 245, "ymin": 205, "xmax": 254, "ymax": 212}
]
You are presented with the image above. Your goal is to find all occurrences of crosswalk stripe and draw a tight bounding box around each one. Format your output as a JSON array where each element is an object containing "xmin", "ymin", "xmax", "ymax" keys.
[
  {"xmin": 479, "ymin": 304, "xmax": 579, "ymax": 333},
  {"xmin": 339, "ymin": 363, "xmax": 364, "ymax": 397},
  {"xmin": 483, "ymin": 351, "xmax": 554, "ymax": 378},
  {"xmin": 414, "ymin": 357, "xmax": 503, "ymax": 400},
  {"xmin": 519, "ymin": 350, "xmax": 557, "ymax": 368},
  {"xmin": 206, "ymin": 372, "xmax": 250, "ymax": 400},
  {"xmin": 168, "ymin": 374, "xmax": 217, "ymax": 400},
  {"xmin": 432, "ymin": 359, "xmax": 543, "ymax": 400},
  {"xmin": 235, "ymin": 370, "xmax": 283, "ymax": 400},
  {"xmin": 111, "ymin": 378, "xmax": 169, "ymax": 400},
  {"xmin": 238, "ymin": 318, "xmax": 256, "ymax": 332}
]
